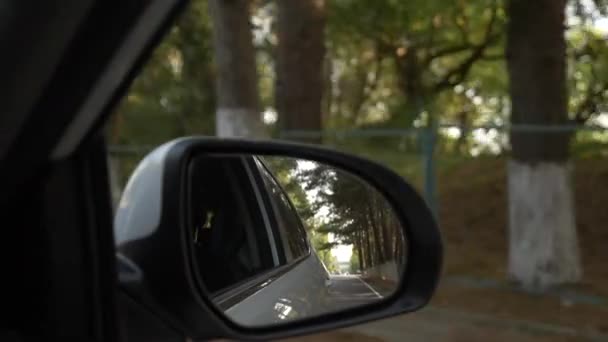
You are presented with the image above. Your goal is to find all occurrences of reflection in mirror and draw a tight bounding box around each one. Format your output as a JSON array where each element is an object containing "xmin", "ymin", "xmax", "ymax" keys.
[{"xmin": 188, "ymin": 154, "xmax": 407, "ymax": 328}]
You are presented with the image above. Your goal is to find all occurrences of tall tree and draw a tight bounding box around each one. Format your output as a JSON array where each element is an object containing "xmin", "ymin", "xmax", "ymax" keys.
[
  {"xmin": 174, "ymin": 1, "xmax": 217, "ymax": 135},
  {"xmin": 275, "ymin": 0, "xmax": 326, "ymax": 143},
  {"xmin": 327, "ymin": 0, "xmax": 503, "ymax": 128},
  {"xmin": 209, "ymin": 0, "xmax": 266, "ymax": 138},
  {"xmin": 506, "ymin": 0, "xmax": 581, "ymax": 289},
  {"xmin": 108, "ymin": 0, "xmax": 216, "ymax": 197}
]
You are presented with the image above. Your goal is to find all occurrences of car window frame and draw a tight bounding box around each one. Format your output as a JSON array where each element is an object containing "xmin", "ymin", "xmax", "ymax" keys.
[
  {"xmin": 252, "ymin": 157, "xmax": 312, "ymax": 262},
  {"xmin": 190, "ymin": 153, "xmax": 319, "ymax": 312},
  {"xmin": 187, "ymin": 155, "xmax": 281, "ymax": 298},
  {"xmin": 241, "ymin": 157, "xmax": 281, "ymax": 266},
  {"xmin": 222, "ymin": 161, "xmax": 266, "ymax": 275},
  {"xmin": 242, "ymin": 157, "xmax": 289, "ymax": 265},
  {"xmin": 211, "ymin": 156, "xmax": 314, "ymax": 311},
  {"xmin": 209, "ymin": 156, "xmax": 316, "ymax": 311}
]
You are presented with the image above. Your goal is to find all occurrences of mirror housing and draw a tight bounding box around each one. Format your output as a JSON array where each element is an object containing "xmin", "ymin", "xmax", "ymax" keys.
[{"xmin": 115, "ymin": 138, "xmax": 442, "ymax": 340}]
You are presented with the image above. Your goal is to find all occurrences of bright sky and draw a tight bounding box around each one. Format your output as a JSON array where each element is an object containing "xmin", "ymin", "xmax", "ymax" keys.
[
  {"xmin": 568, "ymin": 0, "xmax": 608, "ymax": 34},
  {"xmin": 595, "ymin": 18, "xmax": 608, "ymax": 32},
  {"xmin": 328, "ymin": 233, "xmax": 353, "ymax": 263}
]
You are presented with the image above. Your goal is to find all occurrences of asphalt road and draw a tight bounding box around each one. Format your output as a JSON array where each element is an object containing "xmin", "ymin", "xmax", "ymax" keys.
[
  {"xmin": 290, "ymin": 276, "xmax": 608, "ymax": 341},
  {"xmin": 327, "ymin": 275, "xmax": 385, "ymax": 310}
]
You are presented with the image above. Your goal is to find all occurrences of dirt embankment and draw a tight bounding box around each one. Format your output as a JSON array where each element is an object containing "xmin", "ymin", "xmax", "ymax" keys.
[{"xmin": 436, "ymin": 157, "xmax": 608, "ymax": 333}]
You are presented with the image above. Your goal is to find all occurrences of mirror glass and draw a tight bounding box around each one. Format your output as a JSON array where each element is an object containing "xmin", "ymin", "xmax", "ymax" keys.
[{"xmin": 188, "ymin": 154, "xmax": 407, "ymax": 327}]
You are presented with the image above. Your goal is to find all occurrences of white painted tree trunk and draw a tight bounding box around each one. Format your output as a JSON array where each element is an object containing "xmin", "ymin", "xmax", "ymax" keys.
[
  {"xmin": 216, "ymin": 108, "xmax": 265, "ymax": 138},
  {"xmin": 508, "ymin": 160, "xmax": 581, "ymax": 290},
  {"xmin": 209, "ymin": 0, "xmax": 265, "ymax": 139}
]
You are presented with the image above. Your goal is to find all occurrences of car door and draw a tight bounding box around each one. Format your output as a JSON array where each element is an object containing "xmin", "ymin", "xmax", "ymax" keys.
[{"xmin": 186, "ymin": 154, "xmax": 329, "ymax": 325}]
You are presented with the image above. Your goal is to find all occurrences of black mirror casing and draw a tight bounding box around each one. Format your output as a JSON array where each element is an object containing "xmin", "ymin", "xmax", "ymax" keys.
[{"xmin": 115, "ymin": 137, "xmax": 442, "ymax": 341}]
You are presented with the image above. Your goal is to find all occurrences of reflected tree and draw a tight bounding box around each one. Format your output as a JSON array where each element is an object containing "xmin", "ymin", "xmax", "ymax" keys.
[{"xmin": 263, "ymin": 157, "xmax": 404, "ymax": 274}]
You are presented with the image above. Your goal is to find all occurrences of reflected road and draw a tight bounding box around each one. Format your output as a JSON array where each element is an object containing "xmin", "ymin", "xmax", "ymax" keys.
[{"xmin": 327, "ymin": 275, "xmax": 385, "ymax": 310}]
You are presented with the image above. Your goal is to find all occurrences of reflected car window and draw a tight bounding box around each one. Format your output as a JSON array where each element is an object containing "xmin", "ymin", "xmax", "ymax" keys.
[
  {"xmin": 189, "ymin": 155, "xmax": 275, "ymax": 293},
  {"xmin": 255, "ymin": 159, "xmax": 309, "ymax": 262}
]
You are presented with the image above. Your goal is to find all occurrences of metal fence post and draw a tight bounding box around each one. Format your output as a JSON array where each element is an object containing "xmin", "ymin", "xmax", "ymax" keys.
[{"xmin": 421, "ymin": 127, "xmax": 439, "ymax": 218}]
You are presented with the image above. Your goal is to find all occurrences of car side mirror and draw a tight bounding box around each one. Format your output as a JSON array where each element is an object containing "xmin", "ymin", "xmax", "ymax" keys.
[{"xmin": 114, "ymin": 138, "xmax": 442, "ymax": 341}]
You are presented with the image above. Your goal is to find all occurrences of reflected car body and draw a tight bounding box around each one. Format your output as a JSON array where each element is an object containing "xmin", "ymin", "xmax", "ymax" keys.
[
  {"xmin": 224, "ymin": 251, "xmax": 332, "ymax": 325},
  {"xmin": 115, "ymin": 146, "xmax": 333, "ymax": 326},
  {"xmin": 194, "ymin": 155, "xmax": 336, "ymax": 325}
]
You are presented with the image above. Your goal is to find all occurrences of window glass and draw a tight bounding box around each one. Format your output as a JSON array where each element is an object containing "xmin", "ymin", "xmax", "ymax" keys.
[
  {"xmin": 255, "ymin": 159, "xmax": 309, "ymax": 262},
  {"xmin": 189, "ymin": 155, "xmax": 275, "ymax": 294}
]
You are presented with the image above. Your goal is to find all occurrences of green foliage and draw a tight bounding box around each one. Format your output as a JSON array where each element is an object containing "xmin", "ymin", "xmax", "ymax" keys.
[
  {"xmin": 567, "ymin": 26, "xmax": 608, "ymax": 123},
  {"xmin": 110, "ymin": 0, "xmax": 216, "ymax": 147},
  {"xmin": 261, "ymin": 156, "xmax": 404, "ymax": 272},
  {"xmin": 262, "ymin": 156, "xmax": 340, "ymax": 272},
  {"xmin": 262, "ymin": 156, "xmax": 315, "ymax": 223},
  {"xmin": 326, "ymin": 0, "xmax": 507, "ymax": 130},
  {"xmin": 311, "ymin": 231, "xmax": 339, "ymax": 273},
  {"xmin": 349, "ymin": 251, "xmax": 361, "ymax": 273},
  {"xmin": 107, "ymin": 0, "xmax": 608, "ymax": 163},
  {"xmin": 293, "ymin": 162, "xmax": 405, "ymax": 270}
]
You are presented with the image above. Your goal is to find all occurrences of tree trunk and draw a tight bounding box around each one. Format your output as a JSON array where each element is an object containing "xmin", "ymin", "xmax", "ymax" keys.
[
  {"xmin": 394, "ymin": 46, "xmax": 429, "ymax": 122},
  {"xmin": 175, "ymin": 5, "xmax": 216, "ymax": 135},
  {"xmin": 374, "ymin": 197, "xmax": 386, "ymax": 262},
  {"xmin": 364, "ymin": 226, "xmax": 373, "ymax": 268},
  {"xmin": 380, "ymin": 205, "xmax": 393, "ymax": 262},
  {"xmin": 275, "ymin": 0, "xmax": 326, "ymax": 144},
  {"xmin": 209, "ymin": 0, "xmax": 265, "ymax": 138},
  {"xmin": 506, "ymin": 0, "xmax": 581, "ymax": 289},
  {"xmin": 322, "ymin": 54, "xmax": 333, "ymax": 128},
  {"xmin": 393, "ymin": 223, "xmax": 403, "ymax": 267},
  {"xmin": 355, "ymin": 230, "xmax": 364, "ymax": 272},
  {"xmin": 367, "ymin": 200, "xmax": 383, "ymax": 264},
  {"xmin": 453, "ymin": 111, "xmax": 469, "ymax": 155}
]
